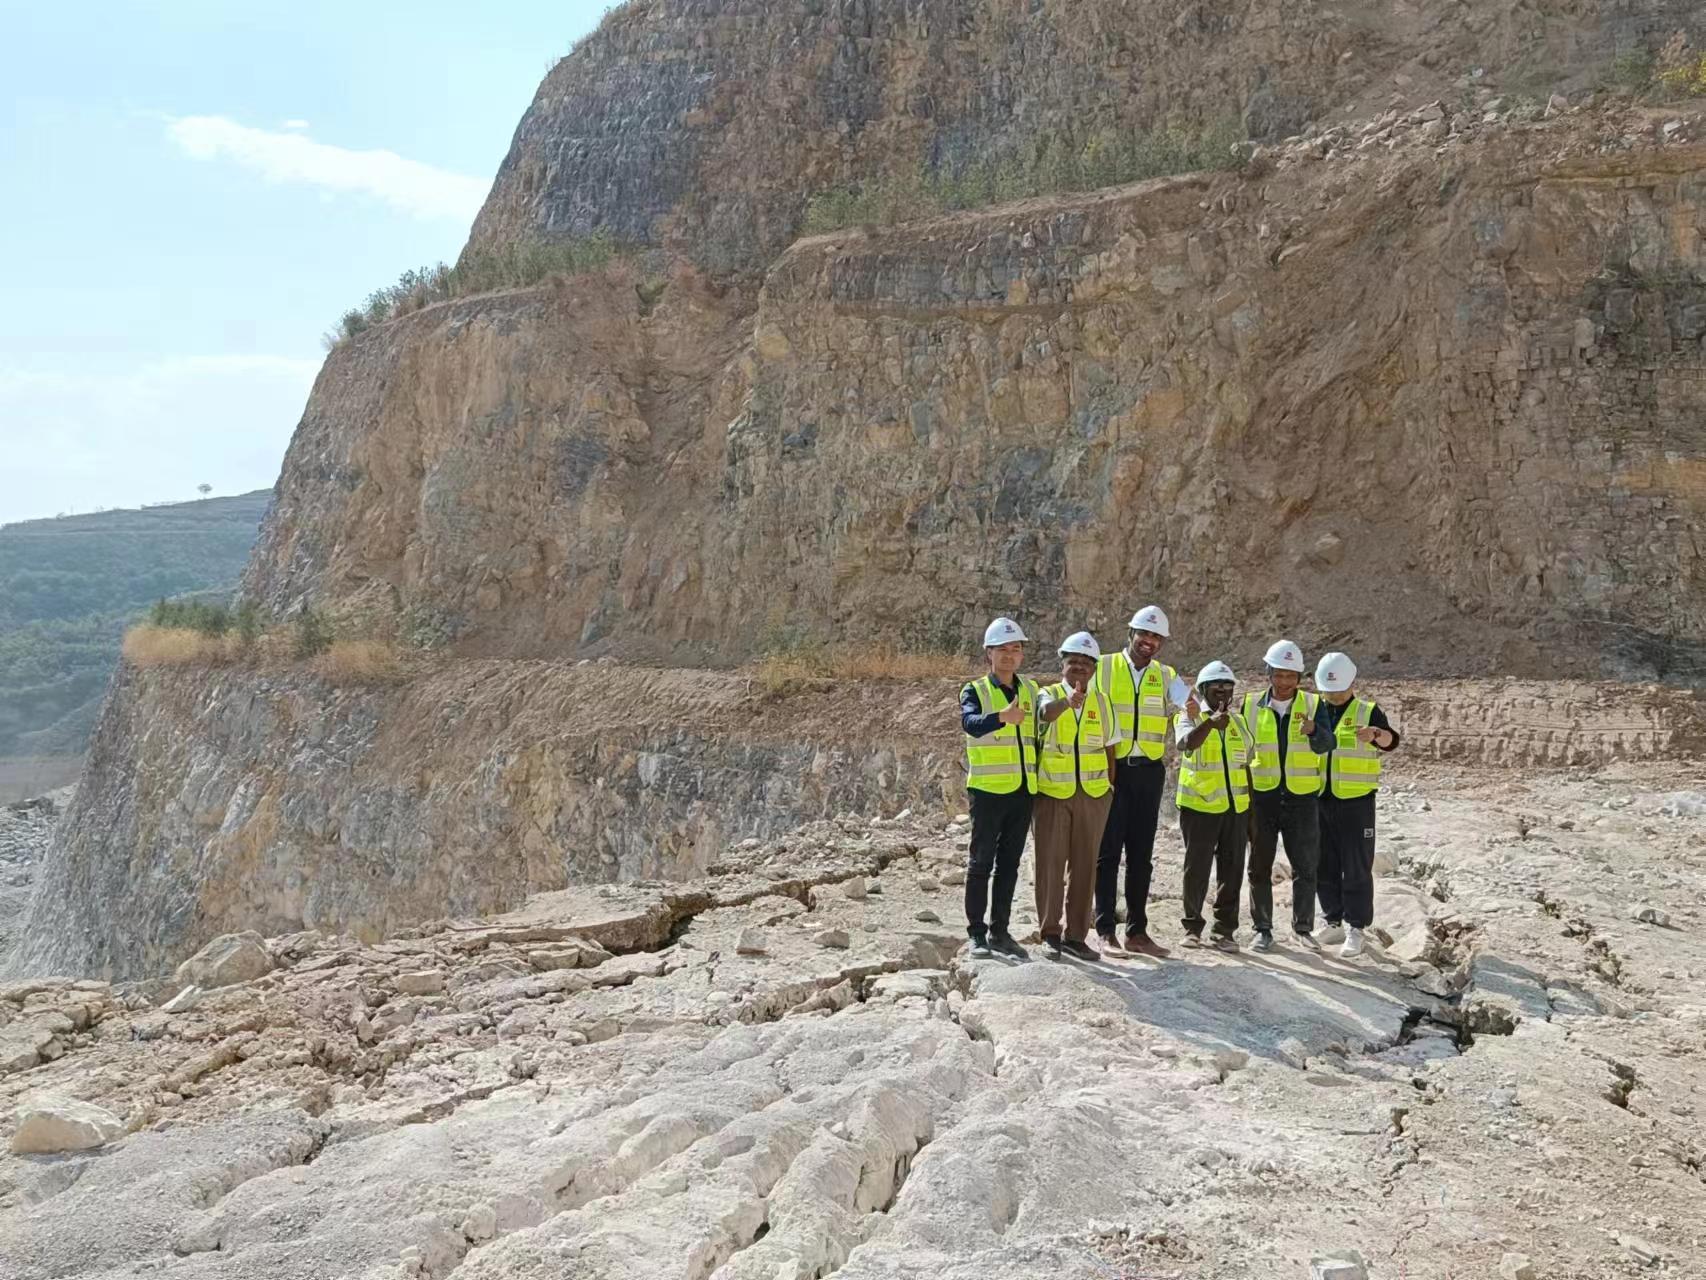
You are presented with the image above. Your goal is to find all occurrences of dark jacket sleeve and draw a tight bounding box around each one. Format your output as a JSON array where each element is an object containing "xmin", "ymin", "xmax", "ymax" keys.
[
  {"xmin": 960, "ymin": 683, "xmax": 1005, "ymax": 738},
  {"xmin": 1369, "ymin": 702, "xmax": 1401, "ymax": 752},
  {"xmin": 1305, "ymin": 716, "xmax": 1336, "ymax": 755},
  {"xmin": 1298, "ymin": 696, "xmax": 1336, "ymax": 754}
]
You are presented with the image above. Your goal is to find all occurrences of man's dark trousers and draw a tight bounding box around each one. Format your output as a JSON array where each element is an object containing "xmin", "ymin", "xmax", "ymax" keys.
[
  {"xmin": 1317, "ymin": 793, "xmax": 1377, "ymax": 929},
  {"xmin": 1179, "ymin": 806, "xmax": 1246, "ymax": 939},
  {"xmin": 966, "ymin": 788, "xmax": 1032, "ymax": 939},
  {"xmin": 1094, "ymin": 755, "xmax": 1165, "ymax": 937},
  {"xmin": 1247, "ymin": 789, "xmax": 1320, "ymax": 934}
]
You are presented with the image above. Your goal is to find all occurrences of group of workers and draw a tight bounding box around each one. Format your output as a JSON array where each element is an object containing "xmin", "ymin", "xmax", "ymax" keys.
[{"xmin": 958, "ymin": 606, "xmax": 1401, "ymax": 964}]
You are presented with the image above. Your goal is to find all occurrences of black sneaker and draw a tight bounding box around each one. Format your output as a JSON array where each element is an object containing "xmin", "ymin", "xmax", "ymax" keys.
[
  {"xmin": 1251, "ymin": 930, "xmax": 1275, "ymax": 953},
  {"xmin": 1061, "ymin": 939, "xmax": 1099, "ymax": 961},
  {"xmin": 990, "ymin": 932, "xmax": 1029, "ymax": 960},
  {"xmin": 968, "ymin": 935, "xmax": 992, "ymax": 959},
  {"xmin": 1210, "ymin": 933, "xmax": 1240, "ymax": 953},
  {"xmin": 1294, "ymin": 929, "xmax": 1319, "ymax": 950},
  {"xmin": 1043, "ymin": 935, "xmax": 1064, "ymax": 957}
]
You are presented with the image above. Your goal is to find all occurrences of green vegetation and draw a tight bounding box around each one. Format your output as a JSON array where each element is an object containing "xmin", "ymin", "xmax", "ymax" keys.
[
  {"xmin": 148, "ymin": 597, "xmax": 236, "ymax": 635},
  {"xmin": 1596, "ymin": 35, "xmax": 1706, "ymax": 100},
  {"xmin": 293, "ymin": 606, "xmax": 334, "ymax": 658},
  {"xmin": 1601, "ymin": 48, "xmax": 1656, "ymax": 94},
  {"xmin": 0, "ymin": 491, "xmax": 270, "ymax": 755},
  {"xmin": 800, "ymin": 119, "xmax": 1247, "ymax": 235},
  {"xmin": 326, "ymin": 234, "xmax": 623, "ymax": 348}
]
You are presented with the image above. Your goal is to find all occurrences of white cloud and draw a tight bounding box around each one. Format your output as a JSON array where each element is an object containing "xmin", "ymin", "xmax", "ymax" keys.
[
  {"xmin": 167, "ymin": 115, "xmax": 488, "ymax": 222},
  {"xmin": 0, "ymin": 354, "xmax": 321, "ymax": 523}
]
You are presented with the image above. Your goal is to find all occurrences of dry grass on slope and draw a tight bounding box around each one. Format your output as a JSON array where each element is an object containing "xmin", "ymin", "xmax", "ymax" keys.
[
  {"xmin": 122, "ymin": 626, "xmax": 409, "ymax": 686},
  {"xmin": 747, "ymin": 645, "xmax": 972, "ymax": 696},
  {"xmin": 122, "ymin": 625, "xmax": 241, "ymax": 667},
  {"xmin": 311, "ymin": 640, "xmax": 407, "ymax": 685}
]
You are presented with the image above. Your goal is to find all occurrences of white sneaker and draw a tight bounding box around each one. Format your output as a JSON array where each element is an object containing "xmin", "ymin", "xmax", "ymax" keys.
[
  {"xmin": 1317, "ymin": 923, "xmax": 1346, "ymax": 946},
  {"xmin": 1340, "ymin": 927, "xmax": 1365, "ymax": 958}
]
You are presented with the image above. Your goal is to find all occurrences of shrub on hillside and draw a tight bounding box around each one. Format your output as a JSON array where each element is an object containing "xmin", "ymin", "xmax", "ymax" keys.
[
  {"xmin": 324, "ymin": 234, "xmax": 622, "ymax": 348},
  {"xmin": 800, "ymin": 119, "xmax": 1247, "ymax": 235},
  {"xmin": 293, "ymin": 607, "xmax": 334, "ymax": 659},
  {"xmin": 1657, "ymin": 35, "xmax": 1706, "ymax": 96},
  {"xmin": 148, "ymin": 597, "xmax": 233, "ymax": 636}
]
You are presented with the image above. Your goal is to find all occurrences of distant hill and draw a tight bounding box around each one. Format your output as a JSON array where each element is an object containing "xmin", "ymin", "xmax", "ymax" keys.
[{"xmin": 0, "ymin": 490, "xmax": 271, "ymax": 756}]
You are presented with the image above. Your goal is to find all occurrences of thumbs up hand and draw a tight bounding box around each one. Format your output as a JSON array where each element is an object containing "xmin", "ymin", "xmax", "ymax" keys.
[{"xmin": 998, "ymin": 702, "xmax": 1027, "ymax": 726}]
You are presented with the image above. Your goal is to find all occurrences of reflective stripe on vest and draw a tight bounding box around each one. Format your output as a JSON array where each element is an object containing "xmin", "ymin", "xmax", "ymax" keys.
[
  {"xmin": 1176, "ymin": 712, "xmax": 1252, "ymax": 814},
  {"xmin": 964, "ymin": 676, "xmax": 1039, "ymax": 795},
  {"xmin": 1093, "ymin": 654, "xmax": 1176, "ymax": 761},
  {"xmin": 1327, "ymin": 697, "xmax": 1381, "ymax": 799},
  {"xmin": 1241, "ymin": 690, "xmax": 1323, "ymax": 796},
  {"xmin": 1036, "ymin": 683, "xmax": 1114, "ymax": 799}
]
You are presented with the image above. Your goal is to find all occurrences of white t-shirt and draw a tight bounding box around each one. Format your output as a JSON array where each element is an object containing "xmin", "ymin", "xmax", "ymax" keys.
[
  {"xmin": 1266, "ymin": 695, "xmax": 1294, "ymax": 717},
  {"xmin": 1113, "ymin": 652, "xmax": 1191, "ymax": 711}
]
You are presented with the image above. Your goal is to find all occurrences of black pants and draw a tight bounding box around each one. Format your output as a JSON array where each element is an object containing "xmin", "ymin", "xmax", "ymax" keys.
[
  {"xmin": 1179, "ymin": 806, "xmax": 1247, "ymax": 938},
  {"xmin": 1247, "ymin": 790, "xmax": 1320, "ymax": 934},
  {"xmin": 1094, "ymin": 756, "xmax": 1165, "ymax": 936},
  {"xmin": 966, "ymin": 788, "xmax": 1032, "ymax": 939},
  {"xmin": 1318, "ymin": 793, "xmax": 1377, "ymax": 929}
]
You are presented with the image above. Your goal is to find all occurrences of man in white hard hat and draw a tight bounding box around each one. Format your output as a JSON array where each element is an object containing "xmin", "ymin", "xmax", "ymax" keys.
[
  {"xmin": 1090, "ymin": 604, "xmax": 1192, "ymax": 957},
  {"xmin": 1241, "ymin": 640, "xmax": 1335, "ymax": 952},
  {"xmin": 1173, "ymin": 661, "xmax": 1253, "ymax": 951},
  {"xmin": 1032, "ymin": 631, "xmax": 1121, "ymax": 961},
  {"xmin": 1312, "ymin": 652, "xmax": 1402, "ymax": 959},
  {"xmin": 957, "ymin": 616, "xmax": 1039, "ymax": 960}
]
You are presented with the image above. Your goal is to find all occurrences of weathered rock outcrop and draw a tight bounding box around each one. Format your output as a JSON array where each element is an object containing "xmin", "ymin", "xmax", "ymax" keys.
[
  {"xmin": 251, "ymin": 121, "xmax": 1706, "ymax": 677},
  {"xmin": 10, "ymin": 663, "xmax": 1700, "ymax": 980},
  {"xmin": 470, "ymin": 0, "xmax": 1706, "ymax": 272},
  {"xmin": 7, "ymin": 768, "xmax": 1706, "ymax": 1276}
]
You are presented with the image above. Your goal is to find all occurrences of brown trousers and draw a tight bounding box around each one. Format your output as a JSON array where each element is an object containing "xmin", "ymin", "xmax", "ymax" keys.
[{"xmin": 1033, "ymin": 789, "xmax": 1113, "ymax": 943}]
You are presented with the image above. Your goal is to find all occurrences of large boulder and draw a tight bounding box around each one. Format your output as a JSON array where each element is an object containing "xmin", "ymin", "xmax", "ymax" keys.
[
  {"xmin": 173, "ymin": 931, "xmax": 272, "ymax": 991},
  {"xmin": 10, "ymin": 1095, "xmax": 126, "ymax": 1154}
]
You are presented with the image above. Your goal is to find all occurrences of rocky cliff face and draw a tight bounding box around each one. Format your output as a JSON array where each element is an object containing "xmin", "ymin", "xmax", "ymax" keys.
[
  {"xmin": 19, "ymin": 2, "xmax": 1706, "ymax": 980},
  {"xmin": 251, "ymin": 116, "xmax": 1706, "ymax": 677},
  {"xmin": 469, "ymin": 0, "xmax": 1705, "ymax": 273},
  {"xmin": 11, "ymin": 664, "xmax": 1699, "ymax": 980}
]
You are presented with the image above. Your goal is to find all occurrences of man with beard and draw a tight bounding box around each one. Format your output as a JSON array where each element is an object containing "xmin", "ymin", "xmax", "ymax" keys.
[{"xmin": 1090, "ymin": 605, "xmax": 1192, "ymax": 957}]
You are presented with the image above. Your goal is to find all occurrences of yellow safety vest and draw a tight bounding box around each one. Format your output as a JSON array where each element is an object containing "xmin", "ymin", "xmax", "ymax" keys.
[
  {"xmin": 1325, "ymin": 697, "xmax": 1382, "ymax": 800},
  {"xmin": 963, "ymin": 675, "xmax": 1039, "ymax": 795},
  {"xmin": 1035, "ymin": 683, "xmax": 1115, "ymax": 800},
  {"xmin": 1241, "ymin": 690, "xmax": 1323, "ymax": 796},
  {"xmin": 1092, "ymin": 653, "xmax": 1177, "ymax": 761},
  {"xmin": 1175, "ymin": 711, "xmax": 1252, "ymax": 814}
]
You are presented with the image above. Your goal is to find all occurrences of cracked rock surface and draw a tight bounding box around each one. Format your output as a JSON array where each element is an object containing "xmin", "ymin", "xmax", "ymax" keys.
[{"xmin": 5, "ymin": 761, "xmax": 1706, "ymax": 1278}]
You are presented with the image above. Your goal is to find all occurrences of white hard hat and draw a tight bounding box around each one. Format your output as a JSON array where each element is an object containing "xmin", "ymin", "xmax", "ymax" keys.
[
  {"xmin": 1195, "ymin": 660, "xmax": 1236, "ymax": 688},
  {"xmin": 1315, "ymin": 651, "xmax": 1358, "ymax": 692},
  {"xmin": 982, "ymin": 616, "xmax": 1027, "ymax": 647},
  {"xmin": 1128, "ymin": 604, "xmax": 1170, "ymax": 637},
  {"xmin": 1263, "ymin": 639, "xmax": 1305, "ymax": 673},
  {"xmin": 1058, "ymin": 631, "xmax": 1100, "ymax": 659}
]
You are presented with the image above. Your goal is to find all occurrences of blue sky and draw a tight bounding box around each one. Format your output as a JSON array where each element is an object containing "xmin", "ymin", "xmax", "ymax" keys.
[{"xmin": 0, "ymin": 0, "xmax": 608, "ymax": 525}]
